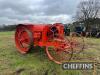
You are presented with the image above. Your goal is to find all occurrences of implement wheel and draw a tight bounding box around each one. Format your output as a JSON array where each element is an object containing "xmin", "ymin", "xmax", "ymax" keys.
[
  {"xmin": 15, "ymin": 25, "xmax": 33, "ymax": 54},
  {"xmin": 46, "ymin": 38, "xmax": 73, "ymax": 64},
  {"xmin": 70, "ymin": 32, "xmax": 85, "ymax": 54}
]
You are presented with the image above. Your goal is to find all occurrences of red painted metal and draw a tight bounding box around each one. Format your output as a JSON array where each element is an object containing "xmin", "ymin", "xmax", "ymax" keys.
[{"xmin": 15, "ymin": 23, "xmax": 84, "ymax": 64}]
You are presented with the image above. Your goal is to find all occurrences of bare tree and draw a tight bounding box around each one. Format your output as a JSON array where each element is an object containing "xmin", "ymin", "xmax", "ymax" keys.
[{"xmin": 75, "ymin": 0, "xmax": 100, "ymax": 31}]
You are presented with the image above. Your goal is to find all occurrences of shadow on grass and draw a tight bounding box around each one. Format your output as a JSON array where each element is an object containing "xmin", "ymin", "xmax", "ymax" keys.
[{"xmin": 29, "ymin": 46, "xmax": 48, "ymax": 61}]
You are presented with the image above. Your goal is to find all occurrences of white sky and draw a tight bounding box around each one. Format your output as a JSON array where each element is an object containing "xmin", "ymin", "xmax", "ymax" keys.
[{"xmin": 0, "ymin": 0, "xmax": 81, "ymax": 25}]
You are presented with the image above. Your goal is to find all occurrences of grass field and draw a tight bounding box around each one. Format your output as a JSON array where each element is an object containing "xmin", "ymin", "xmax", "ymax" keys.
[{"xmin": 0, "ymin": 31, "xmax": 100, "ymax": 75}]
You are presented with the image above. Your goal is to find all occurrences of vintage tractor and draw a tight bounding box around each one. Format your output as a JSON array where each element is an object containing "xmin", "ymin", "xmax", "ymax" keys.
[{"xmin": 15, "ymin": 23, "xmax": 84, "ymax": 64}]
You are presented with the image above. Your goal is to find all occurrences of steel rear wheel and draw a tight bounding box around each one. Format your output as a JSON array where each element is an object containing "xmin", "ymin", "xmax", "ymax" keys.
[
  {"xmin": 15, "ymin": 26, "xmax": 33, "ymax": 54},
  {"xmin": 46, "ymin": 38, "xmax": 73, "ymax": 64}
]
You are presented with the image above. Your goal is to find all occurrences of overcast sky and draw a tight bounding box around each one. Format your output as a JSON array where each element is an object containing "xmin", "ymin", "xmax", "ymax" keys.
[{"xmin": 0, "ymin": 0, "xmax": 81, "ymax": 25}]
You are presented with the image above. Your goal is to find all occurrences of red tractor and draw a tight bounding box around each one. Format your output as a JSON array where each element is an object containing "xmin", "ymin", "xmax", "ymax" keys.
[{"xmin": 15, "ymin": 23, "xmax": 84, "ymax": 64}]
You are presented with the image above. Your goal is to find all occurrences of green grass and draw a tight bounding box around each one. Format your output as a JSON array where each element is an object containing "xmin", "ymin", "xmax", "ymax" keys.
[{"xmin": 0, "ymin": 31, "xmax": 100, "ymax": 75}]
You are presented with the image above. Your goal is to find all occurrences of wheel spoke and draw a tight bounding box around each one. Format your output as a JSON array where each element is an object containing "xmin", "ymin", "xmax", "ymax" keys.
[{"xmin": 69, "ymin": 32, "xmax": 85, "ymax": 54}]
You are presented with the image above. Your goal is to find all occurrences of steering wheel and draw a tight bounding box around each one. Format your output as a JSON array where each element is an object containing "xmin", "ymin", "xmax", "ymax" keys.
[{"xmin": 50, "ymin": 27, "xmax": 58, "ymax": 38}]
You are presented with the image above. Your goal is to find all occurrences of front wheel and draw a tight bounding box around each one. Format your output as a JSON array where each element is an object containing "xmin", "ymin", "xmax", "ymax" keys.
[{"xmin": 45, "ymin": 38, "xmax": 73, "ymax": 64}]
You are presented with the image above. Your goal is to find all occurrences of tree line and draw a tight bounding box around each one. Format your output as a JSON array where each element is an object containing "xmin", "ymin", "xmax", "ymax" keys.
[
  {"xmin": 0, "ymin": 24, "xmax": 17, "ymax": 31},
  {"xmin": 74, "ymin": 0, "xmax": 100, "ymax": 31}
]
